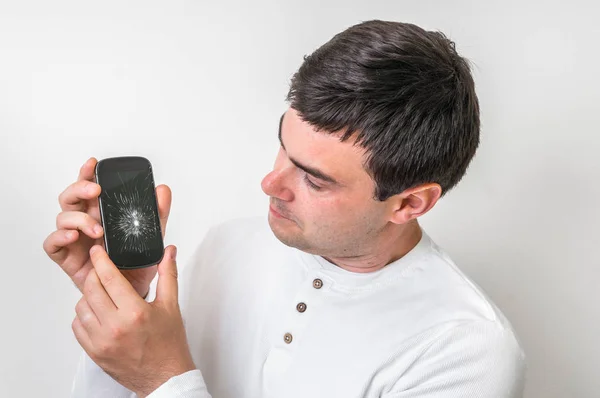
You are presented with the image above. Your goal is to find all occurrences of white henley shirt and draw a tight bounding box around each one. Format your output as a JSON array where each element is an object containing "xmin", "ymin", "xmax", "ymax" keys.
[{"xmin": 71, "ymin": 215, "xmax": 526, "ymax": 397}]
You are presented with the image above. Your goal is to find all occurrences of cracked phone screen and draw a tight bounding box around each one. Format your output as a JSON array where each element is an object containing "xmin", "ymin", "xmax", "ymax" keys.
[{"xmin": 98, "ymin": 166, "xmax": 164, "ymax": 268}]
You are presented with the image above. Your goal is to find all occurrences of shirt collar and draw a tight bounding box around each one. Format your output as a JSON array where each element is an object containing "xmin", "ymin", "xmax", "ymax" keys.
[{"xmin": 294, "ymin": 229, "xmax": 435, "ymax": 292}]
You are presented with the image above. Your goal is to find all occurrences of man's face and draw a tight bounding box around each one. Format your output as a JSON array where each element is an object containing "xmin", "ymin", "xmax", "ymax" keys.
[{"xmin": 261, "ymin": 108, "xmax": 391, "ymax": 257}]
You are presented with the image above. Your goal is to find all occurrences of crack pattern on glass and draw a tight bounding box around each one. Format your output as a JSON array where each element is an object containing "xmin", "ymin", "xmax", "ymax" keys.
[{"xmin": 104, "ymin": 171, "xmax": 158, "ymax": 254}]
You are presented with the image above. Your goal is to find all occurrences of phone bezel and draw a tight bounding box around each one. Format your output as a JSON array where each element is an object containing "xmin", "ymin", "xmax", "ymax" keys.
[{"xmin": 94, "ymin": 156, "xmax": 165, "ymax": 269}]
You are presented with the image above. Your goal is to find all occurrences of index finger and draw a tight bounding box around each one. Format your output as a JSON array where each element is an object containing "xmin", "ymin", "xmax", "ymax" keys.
[
  {"xmin": 58, "ymin": 157, "xmax": 100, "ymax": 212},
  {"xmin": 88, "ymin": 245, "xmax": 142, "ymax": 309},
  {"xmin": 78, "ymin": 157, "xmax": 97, "ymax": 182},
  {"xmin": 58, "ymin": 180, "xmax": 101, "ymax": 212}
]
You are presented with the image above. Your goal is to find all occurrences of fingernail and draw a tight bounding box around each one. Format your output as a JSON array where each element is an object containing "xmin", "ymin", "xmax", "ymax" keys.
[
  {"xmin": 170, "ymin": 246, "xmax": 177, "ymax": 260},
  {"xmin": 90, "ymin": 245, "xmax": 99, "ymax": 254},
  {"xmin": 93, "ymin": 224, "xmax": 103, "ymax": 234}
]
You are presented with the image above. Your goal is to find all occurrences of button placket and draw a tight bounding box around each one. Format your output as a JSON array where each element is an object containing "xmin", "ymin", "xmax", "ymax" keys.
[
  {"xmin": 279, "ymin": 274, "xmax": 328, "ymax": 350},
  {"xmin": 263, "ymin": 273, "xmax": 330, "ymax": 390}
]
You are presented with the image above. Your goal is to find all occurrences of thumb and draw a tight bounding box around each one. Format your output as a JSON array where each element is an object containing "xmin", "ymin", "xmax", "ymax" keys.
[{"xmin": 155, "ymin": 245, "xmax": 179, "ymax": 306}]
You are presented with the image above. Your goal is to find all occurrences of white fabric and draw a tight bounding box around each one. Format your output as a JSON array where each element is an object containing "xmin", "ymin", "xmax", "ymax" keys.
[{"xmin": 71, "ymin": 215, "xmax": 526, "ymax": 397}]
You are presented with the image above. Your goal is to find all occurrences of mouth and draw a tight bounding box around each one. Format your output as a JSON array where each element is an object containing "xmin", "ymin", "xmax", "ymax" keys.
[{"xmin": 269, "ymin": 204, "xmax": 288, "ymax": 219}]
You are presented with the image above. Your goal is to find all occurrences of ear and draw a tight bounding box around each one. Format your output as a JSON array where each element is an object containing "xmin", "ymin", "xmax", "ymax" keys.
[{"xmin": 388, "ymin": 183, "xmax": 442, "ymax": 225}]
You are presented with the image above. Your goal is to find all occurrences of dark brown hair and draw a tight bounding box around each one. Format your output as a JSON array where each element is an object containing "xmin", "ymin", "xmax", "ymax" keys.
[{"xmin": 286, "ymin": 20, "xmax": 480, "ymax": 200}]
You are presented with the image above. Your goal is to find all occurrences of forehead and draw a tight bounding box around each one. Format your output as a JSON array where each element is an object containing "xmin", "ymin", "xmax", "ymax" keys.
[{"xmin": 280, "ymin": 108, "xmax": 371, "ymax": 186}]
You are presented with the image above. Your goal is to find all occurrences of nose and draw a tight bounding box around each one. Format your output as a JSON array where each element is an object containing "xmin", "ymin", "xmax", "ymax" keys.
[{"xmin": 261, "ymin": 167, "xmax": 294, "ymax": 201}]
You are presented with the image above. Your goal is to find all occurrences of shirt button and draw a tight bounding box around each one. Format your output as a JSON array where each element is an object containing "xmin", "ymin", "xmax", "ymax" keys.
[
  {"xmin": 296, "ymin": 302, "xmax": 307, "ymax": 313},
  {"xmin": 313, "ymin": 278, "xmax": 323, "ymax": 289},
  {"xmin": 283, "ymin": 333, "xmax": 293, "ymax": 344}
]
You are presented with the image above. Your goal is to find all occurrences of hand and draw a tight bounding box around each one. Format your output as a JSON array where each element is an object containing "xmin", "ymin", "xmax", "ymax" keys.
[
  {"xmin": 72, "ymin": 244, "xmax": 195, "ymax": 398},
  {"xmin": 43, "ymin": 157, "xmax": 172, "ymax": 298}
]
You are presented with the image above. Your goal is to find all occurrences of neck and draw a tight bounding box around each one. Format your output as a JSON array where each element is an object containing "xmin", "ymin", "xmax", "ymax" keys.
[{"xmin": 322, "ymin": 220, "xmax": 423, "ymax": 274}]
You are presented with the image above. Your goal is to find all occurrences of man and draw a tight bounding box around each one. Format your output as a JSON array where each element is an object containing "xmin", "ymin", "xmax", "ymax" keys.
[{"xmin": 44, "ymin": 20, "xmax": 526, "ymax": 397}]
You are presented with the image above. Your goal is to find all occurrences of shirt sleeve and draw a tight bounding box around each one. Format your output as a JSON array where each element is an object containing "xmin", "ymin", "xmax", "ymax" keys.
[
  {"xmin": 383, "ymin": 320, "xmax": 527, "ymax": 398},
  {"xmin": 145, "ymin": 370, "xmax": 211, "ymax": 398},
  {"xmin": 70, "ymin": 352, "xmax": 212, "ymax": 398}
]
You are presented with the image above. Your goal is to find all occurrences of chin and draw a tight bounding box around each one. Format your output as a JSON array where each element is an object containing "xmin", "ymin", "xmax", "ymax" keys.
[{"xmin": 268, "ymin": 217, "xmax": 308, "ymax": 250}]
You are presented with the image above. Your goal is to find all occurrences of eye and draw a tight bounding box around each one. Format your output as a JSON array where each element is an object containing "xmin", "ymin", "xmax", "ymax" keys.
[{"xmin": 303, "ymin": 173, "xmax": 323, "ymax": 191}]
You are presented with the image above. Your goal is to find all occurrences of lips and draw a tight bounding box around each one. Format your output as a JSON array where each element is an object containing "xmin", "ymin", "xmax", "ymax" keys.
[{"xmin": 270, "ymin": 204, "xmax": 289, "ymax": 219}]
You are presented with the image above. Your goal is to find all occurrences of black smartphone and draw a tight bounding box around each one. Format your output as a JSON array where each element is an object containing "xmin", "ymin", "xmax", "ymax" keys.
[{"xmin": 94, "ymin": 156, "xmax": 164, "ymax": 269}]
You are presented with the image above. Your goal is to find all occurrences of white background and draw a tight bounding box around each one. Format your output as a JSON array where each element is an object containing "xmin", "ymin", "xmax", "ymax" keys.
[{"xmin": 1, "ymin": 1, "xmax": 598, "ymax": 397}]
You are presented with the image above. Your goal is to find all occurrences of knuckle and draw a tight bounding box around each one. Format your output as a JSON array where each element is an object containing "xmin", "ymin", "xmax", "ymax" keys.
[
  {"xmin": 130, "ymin": 307, "xmax": 148, "ymax": 324},
  {"xmin": 109, "ymin": 325, "xmax": 123, "ymax": 340},
  {"xmin": 99, "ymin": 343, "xmax": 114, "ymax": 357},
  {"xmin": 100, "ymin": 273, "xmax": 115, "ymax": 287},
  {"xmin": 92, "ymin": 340, "xmax": 112, "ymax": 358},
  {"xmin": 59, "ymin": 183, "xmax": 76, "ymax": 205},
  {"xmin": 82, "ymin": 212, "xmax": 92, "ymax": 225},
  {"xmin": 75, "ymin": 298, "xmax": 85, "ymax": 313},
  {"xmin": 42, "ymin": 235, "xmax": 51, "ymax": 254},
  {"xmin": 58, "ymin": 190, "xmax": 66, "ymax": 205}
]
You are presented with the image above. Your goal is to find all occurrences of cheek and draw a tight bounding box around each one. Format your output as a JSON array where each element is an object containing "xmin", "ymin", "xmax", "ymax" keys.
[{"xmin": 302, "ymin": 194, "xmax": 350, "ymax": 221}]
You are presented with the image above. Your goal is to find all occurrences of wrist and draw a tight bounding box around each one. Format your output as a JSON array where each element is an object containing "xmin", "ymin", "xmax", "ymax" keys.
[{"xmin": 136, "ymin": 361, "xmax": 197, "ymax": 398}]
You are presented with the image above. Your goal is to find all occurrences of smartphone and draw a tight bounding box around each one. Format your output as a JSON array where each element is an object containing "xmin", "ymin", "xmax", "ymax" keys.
[{"xmin": 94, "ymin": 156, "xmax": 164, "ymax": 269}]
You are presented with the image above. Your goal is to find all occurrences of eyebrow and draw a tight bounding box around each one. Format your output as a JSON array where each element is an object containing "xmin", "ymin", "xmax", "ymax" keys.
[{"xmin": 278, "ymin": 113, "xmax": 340, "ymax": 185}]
